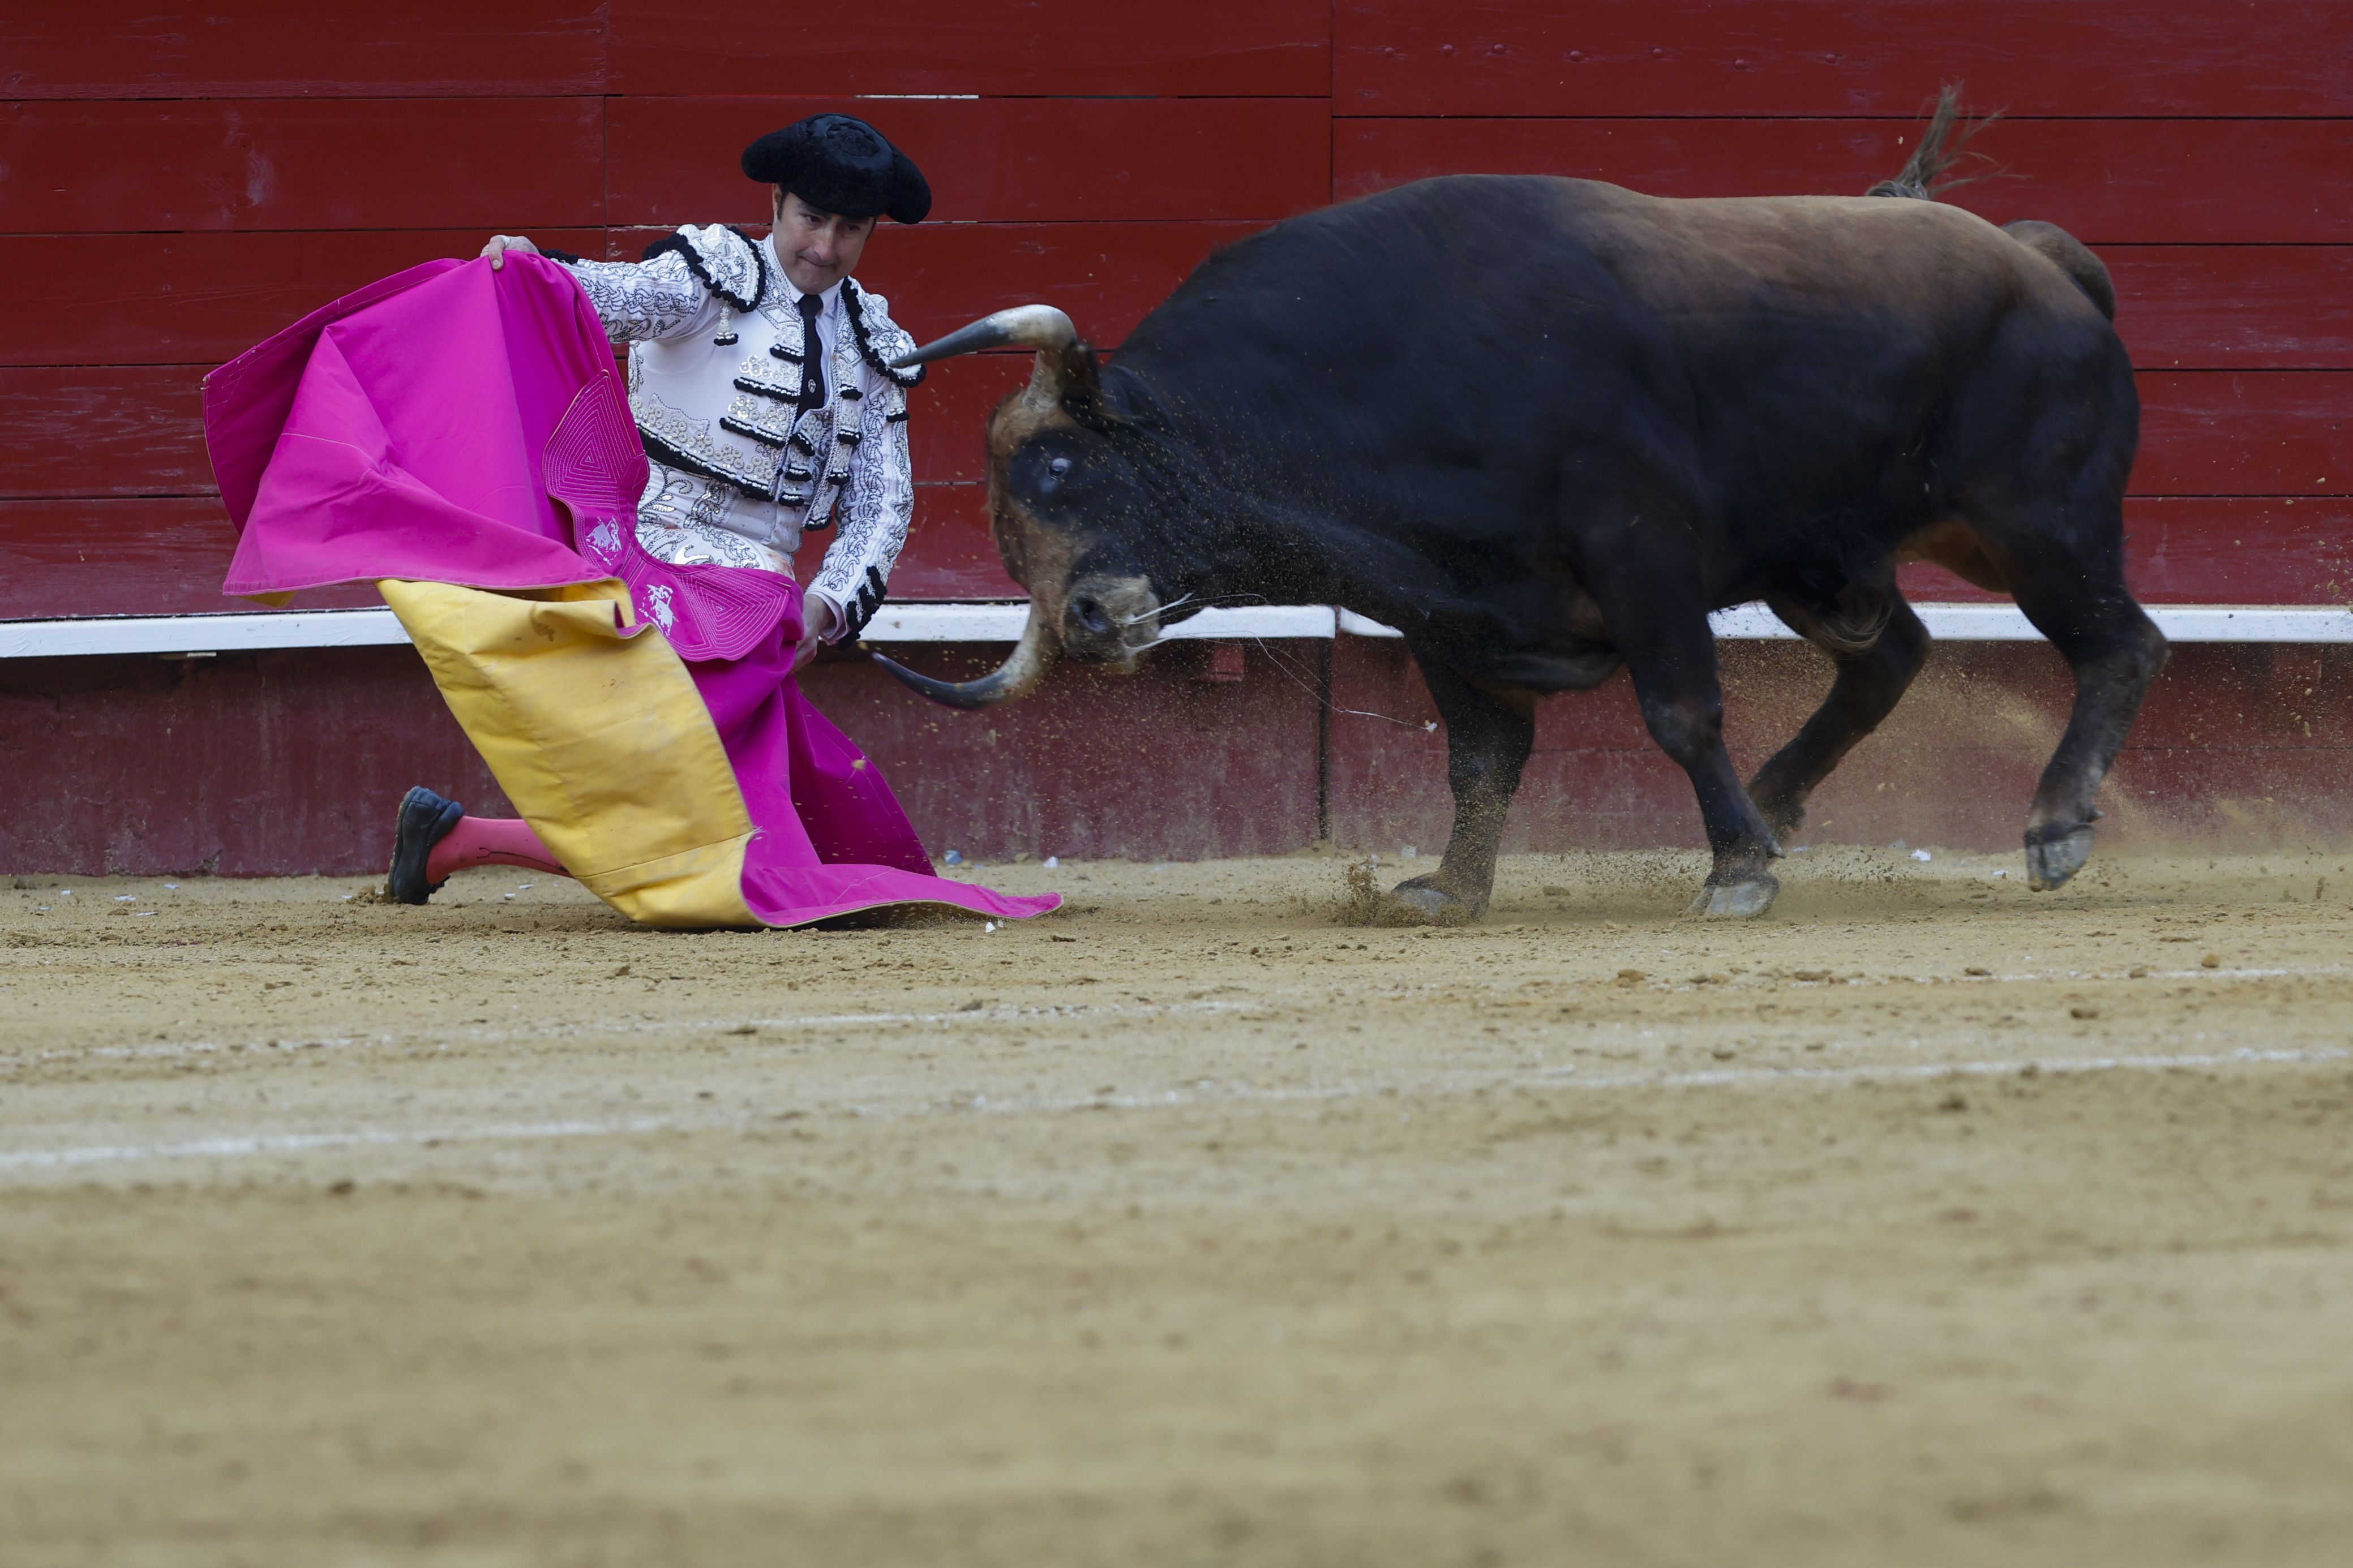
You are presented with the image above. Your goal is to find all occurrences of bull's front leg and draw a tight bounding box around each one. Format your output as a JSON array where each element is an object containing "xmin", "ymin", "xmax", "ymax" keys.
[
  {"xmin": 1609, "ymin": 605, "xmax": 1785, "ymax": 919},
  {"xmin": 1382, "ymin": 657, "xmax": 1536, "ymax": 925}
]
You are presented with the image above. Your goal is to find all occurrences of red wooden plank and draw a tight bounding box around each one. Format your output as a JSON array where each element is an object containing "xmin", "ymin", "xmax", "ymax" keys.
[
  {"xmin": 2126, "ymin": 499, "xmax": 2353, "ymax": 604},
  {"xmin": 2108, "ymin": 248, "xmax": 2353, "ymax": 372},
  {"xmin": 0, "ymin": 647, "xmax": 517, "ymax": 877},
  {"xmin": 0, "ymin": 100, "xmax": 605, "ymax": 235},
  {"xmin": 1334, "ymin": 118, "xmax": 2353, "ymax": 245},
  {"xmin": 796, "ymin": 486, "xmax": 1020, "ymax": 600},
  {"xmin": 0, "ymin": 230, "xmax": 605, "ymax": 368},
  {"xmin": 0, "ymin": 368, "xmax": 211, "ymax": 500},
  {"xmin": 0, "ymin": 220, "xmax": 1237, "ymax": 369},
  {"xmin": 0, "ymin": 487, "xmax": 1005, "ymax": 621},
  {"xmin": 616, "ymin": 220, "xmax": 1259, "ymax": 349},
  {"xmin": 0, "ymin": 356, "xmax": 1038, "ymax": 500},
  {"xmin": 610, "ymin": 1, "xmax": 1330, "ymax": 97},
  {"xmin": 2, "ymin": 4, "xmax": 605, "ymax": 99},
  {"xmin": 1901, "ymin": 498, "xmax": 2353, "ymax": 606},
  {"xmin": 809, "ymin": 646, "xmax": 1325, "ymax": 865},
  {"xmin": 0, "ymin": 499, "xmax": 374, "ymax": 620},
  {"xmin": 610, "ymin": 98, "xmax": 1330, "ymax": 227},
  {"xmin": 2136, "ymin": 373, "xmax": 2351, "ymax": 497},
  {"xmin": 897, "ymin": 357, "xmax": 1029, "ymax": 486},
  {"xmin": 1335, "ymin": 1, "xmax": 2353, "ymax": 118}
]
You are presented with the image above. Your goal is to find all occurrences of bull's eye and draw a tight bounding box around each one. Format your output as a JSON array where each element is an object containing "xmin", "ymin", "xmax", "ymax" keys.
[{"xmin": 1049, "ymin": 457, "xmax": 1072, "ymax": 476}]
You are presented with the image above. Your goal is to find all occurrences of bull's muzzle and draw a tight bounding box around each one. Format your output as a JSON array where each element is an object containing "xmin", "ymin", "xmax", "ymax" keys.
[
  {"xmin": 1060, "ymin": 574, "xmax": 1160, "ymax": 668},
  {"xmin": 871, "ymin": 573, "xmax": 1162, "ymax": 710}
]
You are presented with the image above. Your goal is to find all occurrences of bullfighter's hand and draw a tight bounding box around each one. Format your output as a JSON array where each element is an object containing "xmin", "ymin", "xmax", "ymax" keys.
[
  {"xmin": 793, "ymin": 595, "xmax": 838, "ymax": 672},
  {"xmin": 481, "ymin": 235, "xmax": 541, "ymax": 271}
]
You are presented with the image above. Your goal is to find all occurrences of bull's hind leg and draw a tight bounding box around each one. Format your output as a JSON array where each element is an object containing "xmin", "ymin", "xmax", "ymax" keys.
[
  {"xmin": 1746, "ymin": 595, "xmax": 1932, "ymax": 843},
  {"xmin": 2007, "ymin": 562, "xmax": 2167, "ymax": 889},
  {"xmin": 1382, "ymin": 657, "xmax": 1536, "ymax": 925}
]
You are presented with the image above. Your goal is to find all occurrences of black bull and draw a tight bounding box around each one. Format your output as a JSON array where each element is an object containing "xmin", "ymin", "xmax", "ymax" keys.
[{"xmin": 876, "ymin": 171, "xmax": 2166, "ymax": 922}]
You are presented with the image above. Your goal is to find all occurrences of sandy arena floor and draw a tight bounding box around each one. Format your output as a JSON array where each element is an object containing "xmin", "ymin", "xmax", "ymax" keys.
[{"xmin": 4, "ymin": 846, "xmax": 2352, "ymax": 1566}]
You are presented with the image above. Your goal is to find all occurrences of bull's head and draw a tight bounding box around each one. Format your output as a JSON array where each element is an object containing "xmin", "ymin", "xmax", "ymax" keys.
[{"xmin": 871, "ymin": 306, "xmax": 1186, "ymax": 708}]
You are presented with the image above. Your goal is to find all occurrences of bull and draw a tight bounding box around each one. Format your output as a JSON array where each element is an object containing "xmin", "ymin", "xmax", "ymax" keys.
[{"xmin": 876, "ymin": 99, "xmax": 2166, "ymax": 922}]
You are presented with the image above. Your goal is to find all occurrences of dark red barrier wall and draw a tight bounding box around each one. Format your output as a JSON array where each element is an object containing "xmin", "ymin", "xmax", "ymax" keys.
[
  {"xmin": 13, "ymin": 638, "xmax": 2352, "ymax": 877},
  {"xmin": 10, "ymin": 2, "xmax": 2350, "ymax": 615},
  {"xmin": 4, "ymin": 5, "xmax": 2351, "ymax": 873}
]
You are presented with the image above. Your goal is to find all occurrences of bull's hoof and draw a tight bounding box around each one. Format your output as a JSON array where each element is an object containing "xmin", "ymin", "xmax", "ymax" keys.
[
  {"xmin": 1380, "ymin": 877, "xmax": 1483, "ymax": 927},
  {"xmin": 1683, "ymin": 873, "xmax": 1780, "ymax": 920},
  {"xmin": 2026, "ymin": 824, "xmax": 2096, "ymax": 891}
]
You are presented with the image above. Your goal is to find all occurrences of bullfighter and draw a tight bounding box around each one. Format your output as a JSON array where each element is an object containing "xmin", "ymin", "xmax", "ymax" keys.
[{"xmin": 204, "ymin": 113, "xmax": 1055, "ymax": 929}]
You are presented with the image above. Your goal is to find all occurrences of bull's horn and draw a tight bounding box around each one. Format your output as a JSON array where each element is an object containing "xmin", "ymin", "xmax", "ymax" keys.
[
  {"xmin": 870, "ymin": 600, "xmax": 1057, "ymax": 710},
  {"xmin": 892, "ymin": 304, "xmax": 1079, "ymax": 413},
  {"xmin": 891, "ymin": 304, "xmax": 1075, "ymax": 367}
]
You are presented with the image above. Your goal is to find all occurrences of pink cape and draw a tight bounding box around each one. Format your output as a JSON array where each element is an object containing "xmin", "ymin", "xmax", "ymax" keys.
[{"xmin": 204, "ymin": 254, "xmax": 1057, "ymax": 928}]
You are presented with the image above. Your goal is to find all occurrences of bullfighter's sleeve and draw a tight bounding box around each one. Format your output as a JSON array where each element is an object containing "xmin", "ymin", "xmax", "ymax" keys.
[
  {"xmin": 548, "ymin": 250, "xmax": 722, "ymax": 346},
  {"xmin": 807, "ymin": 372, "xmax": 914, "ymax": 642}
]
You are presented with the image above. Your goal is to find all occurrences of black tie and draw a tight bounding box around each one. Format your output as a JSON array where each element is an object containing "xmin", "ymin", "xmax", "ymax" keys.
[{"xmin": 796, "ymin": 294, "xmax": 826, "ymax": 414}]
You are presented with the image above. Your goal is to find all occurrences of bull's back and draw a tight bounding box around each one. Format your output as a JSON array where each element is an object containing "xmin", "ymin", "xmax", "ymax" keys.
[
  {"xmin": 1112, "ymin": 174, "xmax": 2127, "ymax": 590},
  {"xmin": 1126, "ymin": 174, "xmax": 2107, "ymax": 436}
]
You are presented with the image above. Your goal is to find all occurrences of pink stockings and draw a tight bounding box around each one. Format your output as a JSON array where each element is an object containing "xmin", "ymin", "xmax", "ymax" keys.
[{"xmin": 425, "ymin": 815, "xmax": 567, "ymax": 884}]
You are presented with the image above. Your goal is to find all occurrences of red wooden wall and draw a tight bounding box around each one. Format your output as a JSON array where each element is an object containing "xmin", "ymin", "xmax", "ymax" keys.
[
  {"xmin": 5, "ymin": 4, "xmax": 2352, "ymax": 875},
  {"xmin": 0, "ymin": 3, "xmax": 1335, "ymax": 613},
  {"xmin": 8, "ymin": 2, "xmax": 2347, "ymax": 618}
]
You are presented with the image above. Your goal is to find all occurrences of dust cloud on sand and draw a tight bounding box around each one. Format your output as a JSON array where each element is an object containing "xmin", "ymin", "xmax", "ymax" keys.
[{"xmin": 5, "ymin": 848, "xmax": 2352, "ymax": 1565}]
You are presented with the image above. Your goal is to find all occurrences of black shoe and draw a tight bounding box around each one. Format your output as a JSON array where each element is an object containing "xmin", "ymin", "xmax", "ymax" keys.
[{"xmin": 387, "ymin": 786, "xmax": 465, "ymax": 905}]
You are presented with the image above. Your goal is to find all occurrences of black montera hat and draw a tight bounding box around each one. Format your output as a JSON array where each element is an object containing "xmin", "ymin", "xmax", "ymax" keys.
[{"xmin": 741, "ymin": 114, "xmax": 931, "ymax": 225}]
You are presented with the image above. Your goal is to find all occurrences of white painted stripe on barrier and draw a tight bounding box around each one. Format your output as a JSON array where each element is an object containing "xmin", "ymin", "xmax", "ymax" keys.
[
  {"xmin": 1345, "ymin": 603, "xmax": 2353, "ymax": 644},
  {"xmin": 0, "ymin": 608, "xmax": 414, "ymax": 659},
  {"xmin": 2135, "ymin": 605, "xmax": 2353, "ymax": 642},
  {"xmin": 858, "ymin": 603, "xmax": 1338, "ymax": 642},
  {"xmin": 859, "ymin": 602, "xmax": 1026, "ymax": 642},
  {"xmin": 1163, "ymin": 604, "xmax": 1339, "ymax": 639},
  {"xmin": 5, "ymin": 600, "xmax": 2351, "ymax": 658}
]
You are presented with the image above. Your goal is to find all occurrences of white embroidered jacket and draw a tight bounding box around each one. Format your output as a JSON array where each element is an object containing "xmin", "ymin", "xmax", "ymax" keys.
[{"xmin": 551, "ymin": 224, "xmax": 923, "ymax": 639}]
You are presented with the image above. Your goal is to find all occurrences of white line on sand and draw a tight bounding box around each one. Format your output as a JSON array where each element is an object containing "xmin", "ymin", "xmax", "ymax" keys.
[
  {"xmin": 23, "ymin": 998, "xmax": 1252, "ymax": 1066},
  {"xmin": 0, "ymin": 1118, "xmax": 670, "ymax": 1171},
  {"xmin": 16, "ymin": 960, "xmax": 2340, "ymax": 1068},
  {"xmin": 3, "ymin": 1046, "xmax": 2343, "ymax": 1176}
]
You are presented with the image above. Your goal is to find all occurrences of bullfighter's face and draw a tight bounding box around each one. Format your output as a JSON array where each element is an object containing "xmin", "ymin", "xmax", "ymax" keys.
[{"xmin": 770, "ymin": 190, "xmax": 875, "ymax": 295}]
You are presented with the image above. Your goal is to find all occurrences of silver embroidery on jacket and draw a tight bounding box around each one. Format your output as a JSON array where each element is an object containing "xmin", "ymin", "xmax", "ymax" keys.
[{"xmin": 553, "ymin": 231, "xmax": 918, "ymax": 628}]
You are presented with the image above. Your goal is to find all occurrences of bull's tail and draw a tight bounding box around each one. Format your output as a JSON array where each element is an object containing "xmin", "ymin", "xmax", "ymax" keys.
[
  {"xmin": 1866, "ymin": 84, "xmax": 2000, "ymax": 201},
  {"xmin": 1869, "ymin": 86, "xmax": 2116, "ymax": 321}
]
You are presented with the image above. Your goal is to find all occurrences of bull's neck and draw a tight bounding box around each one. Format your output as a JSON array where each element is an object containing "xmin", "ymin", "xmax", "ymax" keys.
[{"xmin": 1126, "ymin": 451, "xmax": 1417, "ymax": 634}]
